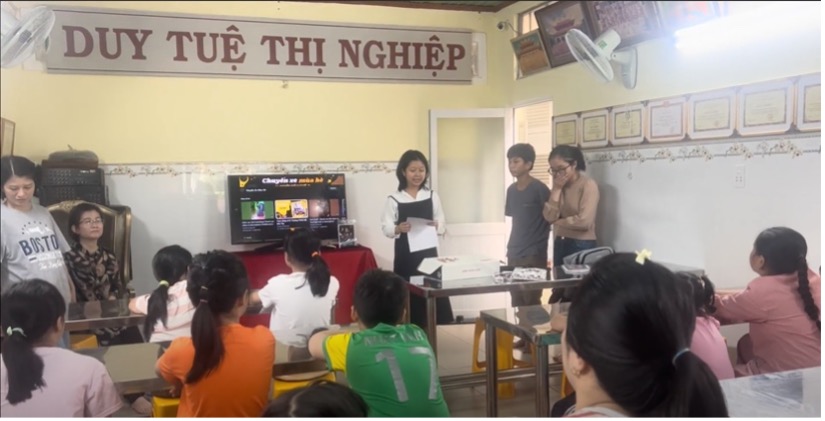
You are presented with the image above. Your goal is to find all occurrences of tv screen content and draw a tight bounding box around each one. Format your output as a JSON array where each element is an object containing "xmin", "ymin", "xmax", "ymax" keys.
[{"xmin": 228, "ymin": 173, "xmax": 346, "ymax": 245}]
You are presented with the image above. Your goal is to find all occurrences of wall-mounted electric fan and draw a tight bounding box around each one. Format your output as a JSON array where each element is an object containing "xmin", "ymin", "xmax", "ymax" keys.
[
  {"xmin": 1, "ymin": 3, "xmax": 55, "ymax": 68},
  {"xmin": 565, "ymin": 28, "xmax": 638, "ymax": 90}
]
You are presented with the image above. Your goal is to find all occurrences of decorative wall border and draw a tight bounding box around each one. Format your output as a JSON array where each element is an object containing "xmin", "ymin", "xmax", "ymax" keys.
[
  {"xmin": 100, "ymin": 161, "xmax": 398, "ymax": 177},
  {"xmin": 585, "ymin": 133, "xmax": 820, "ymax": 165}
]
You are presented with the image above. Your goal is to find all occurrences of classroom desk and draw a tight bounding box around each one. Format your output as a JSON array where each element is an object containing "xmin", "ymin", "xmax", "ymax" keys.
[
  {"xmin": 66, "ymin": 299, "xmax": 145, "ymax": 332},
  {"xmin": 721, "ymin": 366, "xmax": 820, "ymax": 417},
  {"xmin": 76, "ymin": 325, "xmax": 358, "ymax": 395},
  {"xmin": 480, "ymin": 305, "xmax": 562, "ymax": 417},
  {"xmin": 408, "ymin": 262, "xmax": 703, "ymax": 357}
]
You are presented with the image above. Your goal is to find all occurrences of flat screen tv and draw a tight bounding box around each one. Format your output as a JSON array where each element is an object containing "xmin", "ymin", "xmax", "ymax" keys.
[{"xmin": 227, "ymin": 173, "xmax": 347, "ymax": 245}]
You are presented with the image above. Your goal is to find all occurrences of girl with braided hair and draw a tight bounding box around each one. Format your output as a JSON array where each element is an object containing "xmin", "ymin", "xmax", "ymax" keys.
[{"xmin": 715, "ymin": 227, "xmax": 821, "ymax": 376}]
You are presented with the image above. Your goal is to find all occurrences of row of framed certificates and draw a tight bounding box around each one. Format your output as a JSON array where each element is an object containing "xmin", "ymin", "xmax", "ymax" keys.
[{"xmin": 554, "ymin": 74, "xmax": 821, "ymax": 148}]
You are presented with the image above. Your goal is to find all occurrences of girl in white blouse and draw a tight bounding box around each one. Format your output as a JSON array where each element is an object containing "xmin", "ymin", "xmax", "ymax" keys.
[{"xmin": 381, "ymin": 150, "xmax": 452, "ymax": 327}]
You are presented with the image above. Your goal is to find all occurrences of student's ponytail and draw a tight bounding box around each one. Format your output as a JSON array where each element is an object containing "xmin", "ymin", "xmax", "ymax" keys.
[
  {"xmin": 1, "ymin": 280, "xmax": 66, "ymax": 405},
  {"xmin": 754, "ymin": 227, "xmax": 820, "ymax": 331},
  {"xmin": 656, "ymin": 351, "xmax": 728, "ymax": 416},
  {"xmin": 145, "ymin": 246, "xmax": 193, "ymax": 336},
  {"xmin": 306, "ymin": 252, "xmax": 331, "ymax": 297},
  {"xmin": 797, "ymin": 257, "xmax": 821, "ymax": 331},
  {"xmin": 185, "ymin": 251, "xmax": 249, "ymax": 384},
  {"xmin": 286, "ymin": 229, "xmax": 332, "ymax": 297},
  {"xmin": 565, "ymin": 254, "xmax": 728, "ymax": 417}
]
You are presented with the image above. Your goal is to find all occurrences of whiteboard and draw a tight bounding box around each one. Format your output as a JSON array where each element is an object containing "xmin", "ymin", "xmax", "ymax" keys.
[{"xmin": 103, "ymin": 162, "xmax": 398, "ymax": 295}]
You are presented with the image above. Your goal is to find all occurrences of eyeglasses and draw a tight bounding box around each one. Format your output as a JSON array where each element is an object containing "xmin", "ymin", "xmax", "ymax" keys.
[
  {"xmin": 548, "ymin": 165, "xmax": 571, "ymax": 176},
  {"xmin": 80, "ymin": 218, "xmax": 104, "ymax": 226}
]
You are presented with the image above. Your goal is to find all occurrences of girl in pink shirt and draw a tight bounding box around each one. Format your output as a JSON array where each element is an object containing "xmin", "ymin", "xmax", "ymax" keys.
[
  {"xmin": 129, "ymin": 245, "xmax": 195, "ymax": 343},
  {"xmin": 714, "ymin": 227, "xmax": 821, "ymax": 377},
  {"xmin": 677, "ymin": 272, "xmax": 735, "ymax": 380},
  {"xmin": 1, "ymin": 279, "xmax": 122, "ymax": 417}
]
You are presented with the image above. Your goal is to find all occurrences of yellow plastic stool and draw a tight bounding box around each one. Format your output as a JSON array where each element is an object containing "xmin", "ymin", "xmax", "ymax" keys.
[
  {"xmin": 471, "ymin": 319, "xmax": 534, "ymax": 399},
  {"xmin": 152, "ymin": 396, "xmax": 180, "ymax": 417},
  {"xmin": 69, "ymin": 333, "xmax": 98, "ymax": 350},
  {"xmin": 272, "ymin": 371, "xmax": 336, "ymax": 399}
]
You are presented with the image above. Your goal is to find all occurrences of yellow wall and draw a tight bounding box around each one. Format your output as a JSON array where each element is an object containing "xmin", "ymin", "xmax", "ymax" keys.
[
  {"xmin": 492, "ymin": 2, "xmax": 822, "ymax": 113},
  {"xmin": 0, "ymin": 1, "xmax": 502, "ymax": 163}
]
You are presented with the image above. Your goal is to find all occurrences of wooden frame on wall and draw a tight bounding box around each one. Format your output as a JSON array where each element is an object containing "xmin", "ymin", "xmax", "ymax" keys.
[
  {"xmin": 0, "ymin": 118, "xmax": 14, "ymax": 157},
  {"xmin": 583, "ymin": 1, "xmax": 663, "ymax": 47},
  {"xmin": 535, "ymin": 1, "xmax": 595, "ymax": 68},
  {"xmin": 795, "ymin": 74, "xmax": 821, "ymax": 132}
]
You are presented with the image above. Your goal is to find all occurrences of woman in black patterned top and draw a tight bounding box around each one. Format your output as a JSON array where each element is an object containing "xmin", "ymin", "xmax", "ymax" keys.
[{"xmin": 63, "ymin": 202, "xmax": 141, "ymax": 345}]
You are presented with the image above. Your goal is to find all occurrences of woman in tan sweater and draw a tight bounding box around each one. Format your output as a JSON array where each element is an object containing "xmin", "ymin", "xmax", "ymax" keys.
[{"xmin": 543, "ymin": 145, "xmax": 600, "ymax": 293}]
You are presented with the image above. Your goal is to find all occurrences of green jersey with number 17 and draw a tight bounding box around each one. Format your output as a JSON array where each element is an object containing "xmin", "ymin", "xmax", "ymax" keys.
[{"xmin": 323, "ymin": 323, "xmax": 450, "ymax": 417}]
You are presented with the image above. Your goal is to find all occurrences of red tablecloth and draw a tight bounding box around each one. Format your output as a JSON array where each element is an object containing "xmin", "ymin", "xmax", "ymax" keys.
[{"xmin": 234, "ymin": 246, "xmax": 378, "ymax": 328}]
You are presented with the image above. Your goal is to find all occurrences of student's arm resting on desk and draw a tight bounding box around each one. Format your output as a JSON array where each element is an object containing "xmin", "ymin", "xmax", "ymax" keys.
[
  {"xmin": 713, "ymin": 283, "xmax": 769, "ymax": 325},
  {"xmin": 308, "ymin": 329, "xmax": 351, "ymax": 372}
]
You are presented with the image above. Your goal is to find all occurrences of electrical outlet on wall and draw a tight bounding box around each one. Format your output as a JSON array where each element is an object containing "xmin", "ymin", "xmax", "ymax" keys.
[{"xmin": 734, "ymin": 165, "xmax": 746, "ymax": 188}]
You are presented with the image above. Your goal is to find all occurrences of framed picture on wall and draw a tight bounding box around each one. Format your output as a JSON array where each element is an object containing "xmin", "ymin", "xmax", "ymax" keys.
[
  {"xmin": 656, "ymin": 1, "xmax": 719, "ymax": 33},
  {"xmin": 647, "ymin": 97, "xmax": 688, "ymax": 143},
  {"xmin": 795, "ymin": 74, "xmax": 821, "ymax": 132},
  {"xmin": 610, "ymin": 103, "xmax": 646, "ymax": 146},
  {"xmin": 580, "ymin": 109, "xmax": 610, "ymax": 149},
  {"xmin": 737, "ymin": 79, "xmax": 794, "ymax": 137},
  {"xmin": 510, "ymin": 30, "xmax": 552, "ymax": 77},
  {"xmin": 687, "ymin": 89, "xmax": 737, "ymax": 140},
  {"xmin": 584, "ymin": 1, "xmax": 663, "ymax": 48},
  {"xmin": 553, "ymin": 113, "xmax": 580, "ymax": 146},
  {"xmin": 0, "ymin": 118, "xmax": 14, "ymax": 156},
  {"xmin": 535, "ymin": 1, "xmax": 595, "ymax": 67}
]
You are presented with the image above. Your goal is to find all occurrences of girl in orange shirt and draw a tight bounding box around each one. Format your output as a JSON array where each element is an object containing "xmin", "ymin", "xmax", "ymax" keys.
[{"xmin": 156, "ymin": 250, "xmax": 275, "ymax": 417}]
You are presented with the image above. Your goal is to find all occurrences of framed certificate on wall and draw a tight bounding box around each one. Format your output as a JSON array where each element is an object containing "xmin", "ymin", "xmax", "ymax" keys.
[
  {"xmin": 553, "ymin": 113, "xmax": 580, "ymax": 146},
  {"xmin": 610, "ymin": 103, "xmax": 645, "ymax": 146},
  {"xmin": 737, "ymin": 79, "xmax": 794, "ymax": 136},
  {"xmin": 580, "ymin": 109, "xmax": 610, "ymax": 149},
  {"xmin": 687, "ymin": 89, "xmax": 736, "ymax": 140},
  {"xmin": 795, "ymin": 74, "xmax": 821, "ymax": 132},
  {"xmin": 647, "ymin": 97, "xmax": 687, "ymax": 143}
]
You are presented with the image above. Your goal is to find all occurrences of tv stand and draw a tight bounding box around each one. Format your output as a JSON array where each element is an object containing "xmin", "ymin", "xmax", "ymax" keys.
[{"xmin": 253, "ymin": 242, "xmax": 284, "ymax": 253}]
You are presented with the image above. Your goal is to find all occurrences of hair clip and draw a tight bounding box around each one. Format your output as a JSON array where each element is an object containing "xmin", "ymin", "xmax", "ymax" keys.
[
  {"xmin": 158, "ymin": 280, "xmax": 169, "ymax": 287},
  {"xmin": 5, "ymin": 326, "xmax": 26, "ymax": 337},
  {"xmin": 199, "ymin": 299, "xmax": 209, "ymax": 305},
  {"xmin": 311, "ymin": 251, "xmax": 320, "ymax": 258},
  {"xmin": 635, "ymin": 249, "xmax": 652, "ymax": 265}
]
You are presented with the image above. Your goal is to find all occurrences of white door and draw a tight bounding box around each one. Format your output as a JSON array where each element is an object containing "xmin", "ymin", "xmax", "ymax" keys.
[{"xmin": 429, "ymin": 108, "xmax": 514, "ymax": 320}]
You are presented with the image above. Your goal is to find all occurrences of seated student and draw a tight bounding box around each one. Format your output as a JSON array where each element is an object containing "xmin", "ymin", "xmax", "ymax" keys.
[
  {"xmin": 556, "ymin": 253, "xmax": 727, "ymax": 417},
  {"xmin": 676, "ymin": 272, "xmax": 735, "ymax": 380},
  {"xmin": 714, "ymin": 227, "xmax": 821, "ymax": 376},
  {"xmin": 308, "ymin": 269, "xmax": 450, "ymax": 417},
  {"xmin": 0, "ymin": 279, "xmax": 123, "ymax": 417},
  {"xmin": 261, "ymin": 380, "xmax": 368, "ymax": 417},
  {"xmin": 250, "ymin": 229, "xmax": 340, "ymax": 346},
  {"xmin": 156, "ymin": 250, "xmax": 275, "ymax": 417},
  {"xmin": 129, "ymin": 245, "xmax": 195, "ymax": 343}
]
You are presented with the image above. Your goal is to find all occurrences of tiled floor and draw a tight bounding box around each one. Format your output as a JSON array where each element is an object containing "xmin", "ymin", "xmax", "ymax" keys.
[
  {"xmin": 437, "ymin": 323, "xmax": 563, "ymax": 417},
  {"xmin": 113, "ymin": 323, "xmax": 563, "ymax": 417}
]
